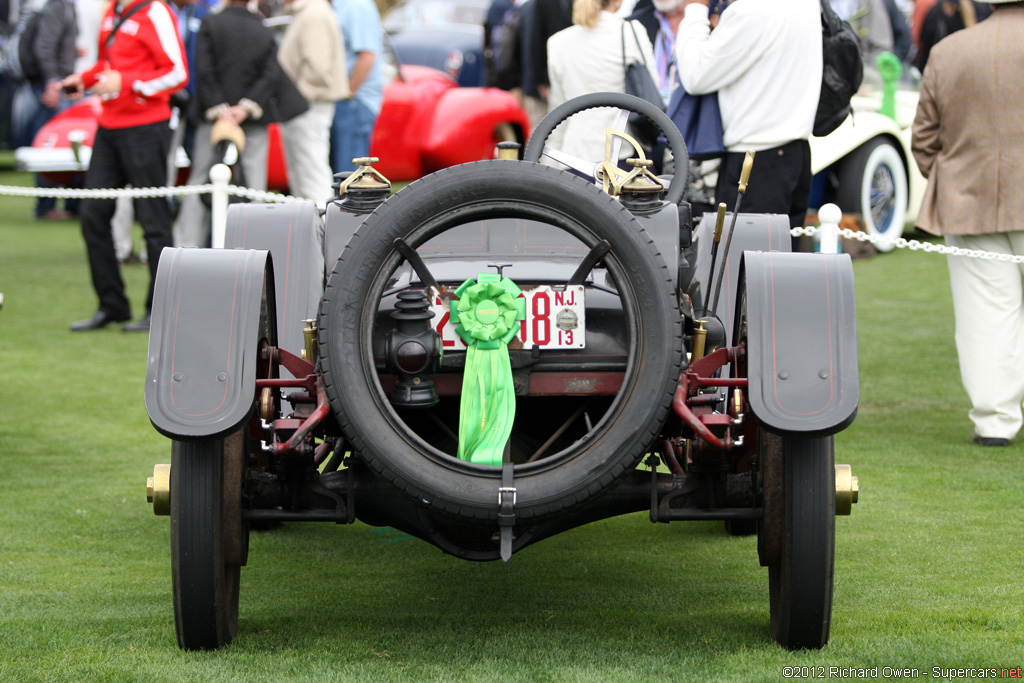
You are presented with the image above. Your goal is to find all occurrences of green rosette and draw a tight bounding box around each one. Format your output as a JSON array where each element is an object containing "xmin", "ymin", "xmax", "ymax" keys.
[{"xmin": 449, "ymin": 272, "xmax": 527, "ymax": 465}]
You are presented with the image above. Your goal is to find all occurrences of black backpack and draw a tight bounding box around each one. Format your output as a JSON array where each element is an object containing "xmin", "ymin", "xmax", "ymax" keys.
[
  {"xmin": 814, "ymin": 0, "xmax": 864, "ymax": 137},
  {"xmin": 0, "ymin": 6, "xmax": 42, "ymax": 82}
]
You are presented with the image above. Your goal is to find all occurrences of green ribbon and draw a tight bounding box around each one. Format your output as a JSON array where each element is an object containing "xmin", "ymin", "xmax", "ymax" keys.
[
  {"xmin": 877, "ymin": 52, "xmax": 902, "ymax": 122},
  {"xmin": 449, "ymin": 273, "xmax": 526, "ymax": 466}
]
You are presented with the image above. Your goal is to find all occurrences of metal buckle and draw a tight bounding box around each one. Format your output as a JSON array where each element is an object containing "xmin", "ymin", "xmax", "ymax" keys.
[{"xmin": 498, "ymin": 486, "xmax": 517, "ymax": 506}]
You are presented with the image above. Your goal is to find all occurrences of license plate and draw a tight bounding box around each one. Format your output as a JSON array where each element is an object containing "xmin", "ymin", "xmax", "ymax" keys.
[{"xmin": 429, "ymin": 285, "xmax": 586, "ymax": 350}]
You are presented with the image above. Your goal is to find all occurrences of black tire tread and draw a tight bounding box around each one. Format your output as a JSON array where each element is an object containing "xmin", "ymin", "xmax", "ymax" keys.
[
  {"xmin": 319, "ymin": 161, "xmax": 682, "ymax": 522},
  {"xmin": 171, "ymin": 438, "xmax": 240, "ymax": 650},
  {"xmin": 768, "ymin": 434, "xmax": 835, "ymax": 650}
]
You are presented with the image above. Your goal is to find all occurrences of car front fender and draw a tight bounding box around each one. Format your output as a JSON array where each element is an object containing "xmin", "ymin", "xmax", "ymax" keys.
[
  {"xmin": 739, "ymin": 251, "xmax": 858, "ymax": 436},
  {"xmin": 145, "ymin": 248, "xmax": 277, "ymax": 440},
  {"xmin": 809, "ymin": 109, "xmax": 903, "ymax": 173}
]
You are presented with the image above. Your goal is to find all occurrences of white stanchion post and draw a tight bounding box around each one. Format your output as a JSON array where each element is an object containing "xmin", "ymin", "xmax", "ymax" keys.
[
  {"xmin": 818, "ymin": 203, "xmax": 842, "ymax": 255},
  {"xmin": 210, "ymin": 163, "xmax": 231, "ymax": 249}
]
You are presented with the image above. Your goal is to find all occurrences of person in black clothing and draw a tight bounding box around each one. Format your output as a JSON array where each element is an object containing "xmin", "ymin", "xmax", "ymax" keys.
[
  {"xmin": 914, "ymin": 0, "xmax": 991, "ymax": 71},
  {"xmin": 527, "ymin": 0, "xmax": 572, "ymax": 104},
  {"xmin": 172, "ymin": 0, "xmax": 307, "ymax": 248},
  {"xmin": 484, "ymin": 0, "xmax": 514, "ymax": 88},
  {"xmin": 13, "ymin": 0, "xmax": 77, "ymax": 218}
]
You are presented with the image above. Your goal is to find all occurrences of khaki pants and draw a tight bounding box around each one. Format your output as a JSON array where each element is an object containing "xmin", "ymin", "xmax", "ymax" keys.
[{"xmin": 946, "ymin": 232, "xmax": 1024, "ymax": 440}]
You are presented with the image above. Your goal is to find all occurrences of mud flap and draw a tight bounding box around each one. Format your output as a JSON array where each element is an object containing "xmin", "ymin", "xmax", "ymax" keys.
[
  {"xmin": 145, "ymin": 248, "xmax": 277, "ymax": 440},
  {"xmin": 739, "ymin": 251, "xmax": 858, "ymax": 436}
]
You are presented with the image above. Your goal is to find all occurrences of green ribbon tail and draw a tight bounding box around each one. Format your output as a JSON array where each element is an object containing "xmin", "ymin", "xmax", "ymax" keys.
[
  {"xmin": 457, "ymin": 342, "xmax": 516, "ymax": 465},
  {"xmin": 453, "ymin": 273, "xmax": 525, "ymax": 466}
]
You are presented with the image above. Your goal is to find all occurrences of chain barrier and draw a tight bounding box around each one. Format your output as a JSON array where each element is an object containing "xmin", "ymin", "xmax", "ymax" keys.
[
  {"xmin": 0, "ymin": 183, "xmax": 306, "ymax": 204},
  {"xmin": 793, "ymin": 224, "xmax": 1024, "ymax": 264}
]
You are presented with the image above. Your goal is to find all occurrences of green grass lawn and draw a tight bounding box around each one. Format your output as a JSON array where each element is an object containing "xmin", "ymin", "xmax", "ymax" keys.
[{"xmin": 1, "ymin": 166, "xmax": 1021, "ymax": 682}]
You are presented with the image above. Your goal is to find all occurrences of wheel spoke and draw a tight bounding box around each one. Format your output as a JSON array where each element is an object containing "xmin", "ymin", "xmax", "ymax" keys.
[
  {"xmin": 393, "ymin": 238, "xmax": 441, "ymax": 291},
  {"xmin": 527, "ymin": 399, "xmax": 593, "ymax": 462},
  {"xmin": 567, "ymin": 240, "xmax": 611, "ymax": 285},
  {"xmin": 869, "ymin": 166, "xmax": 896, "ymax": 229}
]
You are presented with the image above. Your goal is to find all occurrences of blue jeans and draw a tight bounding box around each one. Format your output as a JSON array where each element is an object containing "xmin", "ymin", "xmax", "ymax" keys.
[
  {"xmin": 330, "ymin": 98, "xmax": 377, "ymax": 174},
  {"xmin": 12, "ymin": 83, "xmax": 74, "ymax": 216}
]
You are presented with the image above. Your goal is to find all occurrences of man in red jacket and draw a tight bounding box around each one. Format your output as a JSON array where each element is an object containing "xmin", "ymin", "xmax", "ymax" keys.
[{"xmin": 61, "ymin": 0, "xmax": 187, "ymax": 332}]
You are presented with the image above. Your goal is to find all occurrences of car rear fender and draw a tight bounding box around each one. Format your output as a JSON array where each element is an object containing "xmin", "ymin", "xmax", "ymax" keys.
[
  {"xmin": 145, "ymin": 248, "xmax": 277, "ymax": 440},
  {"xmin": 225, "ymin": 202, "xmax": 324, "ymax": 363},
  {"xmin": 685, "ymin": 212, "xmax": 792, "ymax": 339},
  {"xmin": 739, "ymin": 251, "xmax": 858, "ymax": 437},
  {"xmin": 421, "ymin": 87, "xmax": 530, "ymax": 172}
]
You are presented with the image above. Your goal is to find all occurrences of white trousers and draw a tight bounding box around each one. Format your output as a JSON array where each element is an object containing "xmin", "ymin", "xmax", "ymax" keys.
[
  {"xmin": 279, "ymin": 101, "xmax": 336, "ymax": 208},
  {"xmin": 945, "ymin": 232, "xmax": 1024, "ymax": 440},
  {"xmin": 173, "ymin": 122, "xmax": 270, "ymax": 248},
  {"xmin": 112, "ymin": 194, "xmax": 134, "ymax": 260}
]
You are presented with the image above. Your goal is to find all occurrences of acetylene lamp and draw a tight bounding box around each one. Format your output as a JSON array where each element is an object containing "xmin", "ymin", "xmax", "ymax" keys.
[{"xmin": 385, "ymin": 290, "xmax": 442, "ymax": 408}]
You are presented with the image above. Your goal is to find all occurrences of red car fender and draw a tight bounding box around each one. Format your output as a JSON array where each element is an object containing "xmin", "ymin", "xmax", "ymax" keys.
[
  {"xmin": 25, "ymin": 66, "xmax": 532, "ymax": 190},
  {"xmin": 32, "ymin": 98, "xmax": 101, "ymax": 148},
  {"xmin": 419, "ymin": 87, "xmax": 531, "ymax": 174},
  {"xmin": 31, "ymin": 98, "xmax": 101, "ymax": 186},
  {"xmin": 266, "ymin": 123, "xmax": 287, "ymax": 191},
  {"xmin": 370, "ymin": 65, "xmax": 458, "ymax": 181}
]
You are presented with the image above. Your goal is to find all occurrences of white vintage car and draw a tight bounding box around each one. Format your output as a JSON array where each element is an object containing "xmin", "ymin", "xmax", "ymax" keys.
[{"xmin": 809, "ymin": 72, "xmax": 925, "ymax": 252}]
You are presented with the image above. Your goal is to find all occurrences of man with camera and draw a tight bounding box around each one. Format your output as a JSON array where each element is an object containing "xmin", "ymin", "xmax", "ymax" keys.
[{"xmin": 60, "ymin": 0, "xmax": 187, "ymax": 332}]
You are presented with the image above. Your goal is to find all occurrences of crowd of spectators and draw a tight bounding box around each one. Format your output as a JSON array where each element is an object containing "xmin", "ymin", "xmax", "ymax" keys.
[
  {"xmin": 0, "ymin": 0, "xmax": 385, "ymax": 331},
  {"xmin": 0, "ymin": 0, "xmax": 1011, "ymax": 344}
]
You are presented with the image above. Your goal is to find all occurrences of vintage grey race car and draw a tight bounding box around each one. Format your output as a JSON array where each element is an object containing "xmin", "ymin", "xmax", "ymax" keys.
[{"xmin": 144, "ymin": 93, "xmax": 859, "ymax": 652}]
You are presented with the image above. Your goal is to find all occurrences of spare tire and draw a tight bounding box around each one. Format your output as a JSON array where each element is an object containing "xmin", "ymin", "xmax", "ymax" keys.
[{"xmin": 318, "ymin": 161, "xmax": 682, "ymax": 522}]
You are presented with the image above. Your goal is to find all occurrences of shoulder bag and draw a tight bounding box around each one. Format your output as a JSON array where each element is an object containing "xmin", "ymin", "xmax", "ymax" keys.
[
  {"xmin": 666, "ymin": 82, "xmax": 725, "ymax": 160},
  {"xmin": 621, "ymin": 20, "xmax": 665, "ymax": 111}
]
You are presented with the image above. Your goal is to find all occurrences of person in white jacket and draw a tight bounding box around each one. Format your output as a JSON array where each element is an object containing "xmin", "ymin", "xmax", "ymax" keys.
[
  {"xmin": 676, "ymin": 0, "xmax": 821, "ymax": 229},
  {"xmin": 545, "ymin": 0, "xmax": 659, "ymax": 165}
]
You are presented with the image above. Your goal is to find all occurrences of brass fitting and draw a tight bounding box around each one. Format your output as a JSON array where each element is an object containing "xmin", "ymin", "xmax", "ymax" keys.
[
  {"xmin": 496, "ymin": 141, "xmax": 520, "ymax": 160},
  {"xmin": 691, "ymin": 320, "xmax": 707, "ymax": 362},
  {"xmin": 835, "ymin": 464, "xmax": 859, "ymax": 515},
  {"xmin": 147, "ymin": 464, "xmax": 171, "ymax": 516},
  {"xmin": 259, "ymin": 387, "xmax": 275, "ymax": 422},
  {"xmin": 302, "ymin": 318, "xmax": 318, "ymax": 362},
  {"xmin": 338, "ymin": 157, "xmax": 391, "ymax": 195}
]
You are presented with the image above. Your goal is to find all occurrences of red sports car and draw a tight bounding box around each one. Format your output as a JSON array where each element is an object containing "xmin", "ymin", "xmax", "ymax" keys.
[{"xmin": 15, "ymin": 64, "xmax": 530, "ymax": 188}]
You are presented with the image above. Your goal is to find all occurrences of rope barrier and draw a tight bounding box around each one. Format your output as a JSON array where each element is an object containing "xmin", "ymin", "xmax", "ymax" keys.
[
  {"xmin": 1, "ymin": 180, "xmax": 1019, "ymax": 263},
  {"xmin": 0, "ymin": 182, "xmax": 305, "ymax": 203}
]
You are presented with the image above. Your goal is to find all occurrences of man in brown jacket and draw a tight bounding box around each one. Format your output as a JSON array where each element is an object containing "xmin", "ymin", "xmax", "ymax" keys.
[{"xmin": 911, "ymin": 0, "xmax": 1024, "ymax": 446}]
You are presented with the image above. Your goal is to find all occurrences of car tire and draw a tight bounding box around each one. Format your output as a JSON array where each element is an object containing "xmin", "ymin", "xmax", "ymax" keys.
[
  {"xmin": 836, "ymin": 137, "xmax": 908, "ymax": 252},
  {"xmin": 318, "ymin": 160, "xmax": 683, "ymax": 522},
  {"xmin": 171, "ymin": 430, "xmax": 248, "ymax": 650},
  {"xmin": 764, "ymin": 430, "xmax": 836, "ymax": 650}
]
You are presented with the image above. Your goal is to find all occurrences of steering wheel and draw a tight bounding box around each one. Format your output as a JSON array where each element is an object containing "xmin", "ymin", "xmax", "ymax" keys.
[{"xmin": 522, "ymin": 92, "xmax": 689, "ymax": 206}]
